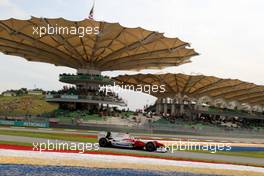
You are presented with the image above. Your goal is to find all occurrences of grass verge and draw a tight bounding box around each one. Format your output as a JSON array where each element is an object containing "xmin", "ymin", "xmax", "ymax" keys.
[{"xmin": 0, "ymin": 130, "xmax": 97, "ymax": 143}]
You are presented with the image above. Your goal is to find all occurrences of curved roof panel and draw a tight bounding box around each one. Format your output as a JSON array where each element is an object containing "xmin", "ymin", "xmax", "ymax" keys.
[
  {"xmin": 114, "ymin": 73, "xmax": 264, "ymax": 106},
  {"xmin": 0, "ymin": 17, "xmax": 198, "ymax": 71}
]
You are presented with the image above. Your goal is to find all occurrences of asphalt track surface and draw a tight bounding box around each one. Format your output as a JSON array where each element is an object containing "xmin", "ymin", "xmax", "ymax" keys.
[
  {"xmin": 1, "ymin": 126, "xmax": 264, "ymax": 144},
  {"xmin": 0, "ymin": 164, "xmax": 220, "ymax": 176},
  {"xmin": 0, "ymin": 131, "xmax": 264, "ymax": 166}
]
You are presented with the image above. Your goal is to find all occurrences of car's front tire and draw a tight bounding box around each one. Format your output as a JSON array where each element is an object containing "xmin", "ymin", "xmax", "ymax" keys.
[
  {"xmin": 99, "ymin": 138, "xmax": 110, "ymax": 147},
  {"xmin": 145, "ymin": 142, "xmax": 157, "ymax": 152}
]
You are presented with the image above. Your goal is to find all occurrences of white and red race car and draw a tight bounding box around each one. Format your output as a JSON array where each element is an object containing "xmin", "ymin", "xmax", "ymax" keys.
[{"xmin": 98, "ymin": 131, "xmax": 167, "ymax": 152}]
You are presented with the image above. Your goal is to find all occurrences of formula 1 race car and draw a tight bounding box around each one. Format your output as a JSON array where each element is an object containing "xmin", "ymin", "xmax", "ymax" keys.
[{"xmin": 98, "ymin": 131, "xmax": 167, "ymax": 152}]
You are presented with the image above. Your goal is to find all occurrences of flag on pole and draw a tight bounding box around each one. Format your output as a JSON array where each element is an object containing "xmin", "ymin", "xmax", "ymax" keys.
[{"xmin": 89, "ymin": 1, "xmax": 95, "ymax": 20}]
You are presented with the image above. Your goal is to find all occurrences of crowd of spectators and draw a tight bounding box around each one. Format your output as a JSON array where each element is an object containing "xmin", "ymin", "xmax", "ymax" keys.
[{"xmin": 147, "ymin": 103, "xmax": 264, "ymax": 129}]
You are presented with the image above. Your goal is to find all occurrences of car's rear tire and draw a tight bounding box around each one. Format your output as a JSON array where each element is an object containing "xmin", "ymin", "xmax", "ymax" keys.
[
  {"xmin": 99, "ymin": 138, "xmax": 110, "ymax": 147},
  {"xmin": 145, "ymin": 142, "xmax": 156, "ymax": 152}
]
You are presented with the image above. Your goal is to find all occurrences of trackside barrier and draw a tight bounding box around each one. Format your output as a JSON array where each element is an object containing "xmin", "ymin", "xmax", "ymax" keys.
[{"xmin": 0, "ymin": 120, "xmax": 49, "ymax": 128}]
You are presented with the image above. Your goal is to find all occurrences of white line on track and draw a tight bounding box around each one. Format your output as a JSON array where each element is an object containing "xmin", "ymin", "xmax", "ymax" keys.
[{"xmin": 0, "ymin": 149, "xmax": 263, "ymax": 173}]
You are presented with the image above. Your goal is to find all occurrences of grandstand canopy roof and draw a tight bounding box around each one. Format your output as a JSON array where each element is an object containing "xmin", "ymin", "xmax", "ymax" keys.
[
  {"xmin": 114, "ymin": 73, "xmax": 264, "ymax": 106},
  {"xmin": 0, "ymin": 17, "xmax": 198, "ymax": 71}
]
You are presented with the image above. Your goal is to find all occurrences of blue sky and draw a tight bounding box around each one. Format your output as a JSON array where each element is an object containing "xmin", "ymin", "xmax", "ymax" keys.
[{"xmin": 0, "ymin": 0, "xmax": 264, "ymax": 110}]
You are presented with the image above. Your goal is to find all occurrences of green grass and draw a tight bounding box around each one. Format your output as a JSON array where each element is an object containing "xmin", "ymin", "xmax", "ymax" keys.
[
  {"xmin": 0, "ymin": 130, "xmax": 97, "ymax": 143},
  {"xmin": 207, "ymin": 151, "xmax": 264, "ymax": 158},
  {"xmin": 0, "ymin": 140, "xmax": 32, "ymax": 146},
  {"xmin": 0, "ymin": 95, "xmax": 58, "ymax": 116},
  {"xmin": 171, "ymin": 147, "xmax": 264, "ymax": 158}
]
